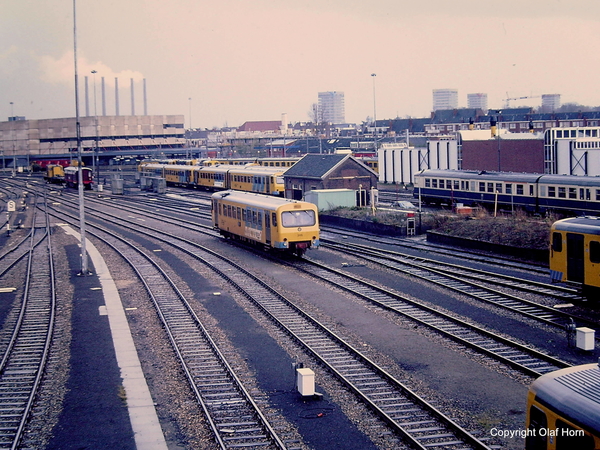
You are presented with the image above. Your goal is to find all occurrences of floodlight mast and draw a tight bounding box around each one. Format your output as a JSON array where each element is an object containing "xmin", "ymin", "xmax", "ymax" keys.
[{"xmin": 73, "ymin": 0, "xmax": 90, "ymax": 275}]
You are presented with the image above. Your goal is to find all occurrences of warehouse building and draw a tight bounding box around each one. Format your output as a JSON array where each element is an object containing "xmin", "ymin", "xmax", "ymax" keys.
[{"xmin": 0, "ymin": 115, "xmax": 185, "ymax": 169}]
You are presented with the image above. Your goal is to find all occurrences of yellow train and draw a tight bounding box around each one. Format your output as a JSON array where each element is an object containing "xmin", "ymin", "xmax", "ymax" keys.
[
  {"xmin": 43, "ymin": 164, "xmax": 65, "ymax": 184},
  {"xmin": 525, "ymin": 363, "xmax": 600, "ymax": 449},
  {"xmin": 203, "ymin": 157, "xmax": 300, "ymax": 168},
  {"xmin": 211, "ymin": 190, "xmax": 320, "ymax": 256},
  {"xmin": 139, "ymin": 163, "xmax": 286, "ymax": 195},
  {"xmin": 549, "ymin": 216, "xmax": 600, "ymax": 300}
]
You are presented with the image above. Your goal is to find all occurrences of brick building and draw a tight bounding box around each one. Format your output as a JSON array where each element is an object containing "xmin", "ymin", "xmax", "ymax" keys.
[{"xmin": 283, "ymin": 154, "xmax": 378, "ymax": 201}]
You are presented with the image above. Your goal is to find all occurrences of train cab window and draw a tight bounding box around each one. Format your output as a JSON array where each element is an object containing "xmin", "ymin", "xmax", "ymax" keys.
[
  {"xmin": 281, "ymin": 210, "xmax": 316, "ymax": 227},
  {"xmin": 590, "ymin": 241, "xmax": 600, "ymax": 264},
  {"xmin": 569, "ymin": 188, "xmax": 577, "ymax": 199},
  {"xmin": 526, "ymin": 405, "xmax": 547, "ymax": 450},
  {"xmin": 558, "ymin": 187, "xmax": 566, "ymax": 198},
  {"xmin": 552, "ymin": 232, "xmax": 563, "ymax": 252},
  {"xmin": 555, "ymin": 419, "xmax": 595, "ymax": 450}
]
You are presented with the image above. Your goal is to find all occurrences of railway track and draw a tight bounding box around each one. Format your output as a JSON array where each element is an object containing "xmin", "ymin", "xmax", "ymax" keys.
[
  {"xmin": 47, "ymin": 193, "xmax": 495, "ymax": 449},
  {"xmin": 321, "ymin": 241, "xmax": 598, "ymax": 333},
  {"xmin": 0, "ymin": 200, "xmax": 55, "ymax": 449},
  {"xmin": 45, "ymin": 207, "xmax": 292, "ymax": 450},
  {"xmin": 320, "ymin": 226, "xmax": 549, "ymax": 276},
  {"xmin": 70, "ymin": 190, "xmax": 598, "ymax": 337},
  {"xmin": 292, "ymin": 257, "xmax": 570, "ymax": 377}
]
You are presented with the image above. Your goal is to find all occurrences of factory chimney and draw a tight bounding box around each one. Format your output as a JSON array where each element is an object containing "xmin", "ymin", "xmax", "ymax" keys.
[
  {"xmin": 115, "ymin": 77, "xmax": 120, "ymax": 116},
  {"xmin": 85, "ymin": 76, "xmax": 90, "ymax": 116},
  {"xmin": 101, "ymin": 77, "xmax": 106, "ymax": 116},
  {"xmin": 143, "ymin": 78, "xmax": 148, "ymax": 115},
  {"xmin": 130, "ymin": 78, "xmax": 135, "ymax": 116}
]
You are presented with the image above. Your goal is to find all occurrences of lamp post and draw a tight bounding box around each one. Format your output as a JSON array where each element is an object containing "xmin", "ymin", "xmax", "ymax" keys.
[
  {"xmin": 10, "ymin": 102, "xmax": 15, "ymax": 177},
  {"xmin": 188, "ymin": 97, "xmax": 192, "ymax": 159},
  {"xmin": 73, "ymin": 0, "xmax": 90, "ymax": 275},
  {"xmin": 91, "ymin": 70, "xmax": 99, "ymax": 183},
  {"xmin": 490, "ymin": 109, "xmax": 502, "ymax": 171},
  {"xmin": 371, "ymin": 73, "xmax": 377, "ymax": 151}
]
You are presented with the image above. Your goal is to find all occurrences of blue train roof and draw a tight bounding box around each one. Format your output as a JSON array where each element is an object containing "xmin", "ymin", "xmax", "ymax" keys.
[
  {"xmin": 416, "ymin": 169, "xmax": 543, "ymax": 183},
  {"xmin": 531, "ymin": 363, "xmax": 600, "ymax": 433}
]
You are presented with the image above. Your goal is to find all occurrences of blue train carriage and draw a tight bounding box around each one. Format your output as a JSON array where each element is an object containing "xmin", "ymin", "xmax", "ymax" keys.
[
  {"xmin": 413, "ymin": 169, "xmax": 541, "ymax": 211},
  {"xmin": 525, "ymin": 362, "xmax": 600, "ymax": 449},
  {"xmin": 537, "ymin": 175, "xmax": 600, "ymax": 216},
  {"xmin": 549, "ymin": 216, "xmax": 600, "ymax": 300},
  {"xmin": 227, "ymin": 165, "xmax": 286, "ymax": 196},
  {"xmin": 211, "ymin": 190, "xmax": 320, "ymax": 256}
]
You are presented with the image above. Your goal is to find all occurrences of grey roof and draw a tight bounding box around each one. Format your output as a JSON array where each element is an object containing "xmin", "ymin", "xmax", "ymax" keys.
[{"xmin": 283, "ymin": 154, "xmax": 349, "ymax": 179}]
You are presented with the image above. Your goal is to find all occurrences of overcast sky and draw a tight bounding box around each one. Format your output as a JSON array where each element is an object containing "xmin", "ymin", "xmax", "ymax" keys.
[{"xmin": 3, "ymin": 0, "xmax": 600, "ymax": 128}]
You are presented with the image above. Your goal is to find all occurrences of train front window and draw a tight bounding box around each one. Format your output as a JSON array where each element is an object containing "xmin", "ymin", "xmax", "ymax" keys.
[{"xmin": 281, "ymin": 210, "xmax": 316, "ymax": 227}]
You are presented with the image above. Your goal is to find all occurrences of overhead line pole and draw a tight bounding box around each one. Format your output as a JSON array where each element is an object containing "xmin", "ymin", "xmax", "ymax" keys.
[{"xmin": 73, "ymin": 0, "xmax": 90, "ymax": 276}]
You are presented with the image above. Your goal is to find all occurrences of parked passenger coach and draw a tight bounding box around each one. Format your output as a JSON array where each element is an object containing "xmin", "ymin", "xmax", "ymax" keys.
[
  {"xmin": 550, "ymin": 216, "xmax": 600, "ymax": 300},
  {"xmin": 212, "ymin": 190, "xmax": 320, "ymax": 256},
  {"xmin": 414, "ymin": 169, "xmax": 600, "ymax": 215}
]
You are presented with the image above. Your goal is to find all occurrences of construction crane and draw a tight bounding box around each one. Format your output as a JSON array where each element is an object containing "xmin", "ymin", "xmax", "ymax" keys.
[{"xmin": 503, "ymin": 93, "xmax": 541, "ymax": 108}]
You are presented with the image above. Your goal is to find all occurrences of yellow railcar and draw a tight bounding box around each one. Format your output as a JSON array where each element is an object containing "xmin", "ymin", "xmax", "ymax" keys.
[
  {"xmin": 525, "ymin": 363, "xmax": 600, "ymax": 450},
  {"xmin": 549, "ymin": 216, "xmax": 600, "ymax": 300},
  {"xmin": 211, "ymin": 190, "xmax": 319, "ymax": 256},
  {"xmin": 228, "ymin": 165, "xmax": 285, "ymax": 196},
  {"xmin": 194, "ymin": 164, "xmax": 234, "ymax": 190}
]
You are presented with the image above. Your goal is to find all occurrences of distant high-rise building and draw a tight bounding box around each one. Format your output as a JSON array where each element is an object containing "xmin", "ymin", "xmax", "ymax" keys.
[
  {"xmin": 541, "ymin": 94, "xmax": 561, "ymax": 112},
  {"xmin": 318, "ymin": 91, "xmax": 345, "ymax": 124},
  {"xmin": 433, "ymin": 89, "xmax": 459, "ymax": 111},
  {"xmin": 467, "ymin": 93, "xmax": 488, "ymax": 110}
]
